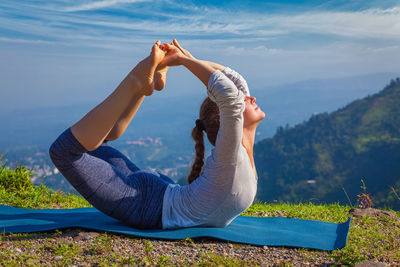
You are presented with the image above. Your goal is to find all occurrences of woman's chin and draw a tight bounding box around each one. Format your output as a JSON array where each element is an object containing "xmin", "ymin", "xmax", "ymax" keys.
[
  {"xmin": 254, "ymin": 113, "xmax": 266, "ymax": 126},
  {"xmin": 259, "ymin": 110, "xmax": 266, "ymax": 120}
]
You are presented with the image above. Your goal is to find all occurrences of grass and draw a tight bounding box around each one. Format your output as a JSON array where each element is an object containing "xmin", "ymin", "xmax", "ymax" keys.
[
  {"xmin": 0, "ymin": 157, "xmax": 91, "ymax": 209},
  {"xmin": 0, "ymin": 158, "xmax": 399, "ymax": 266}
]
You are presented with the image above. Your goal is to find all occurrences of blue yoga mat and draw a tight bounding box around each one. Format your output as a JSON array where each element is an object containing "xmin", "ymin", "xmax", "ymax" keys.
[{"xmin": 0, "ymin": 205, "xmax": 351, "ymax": 251}]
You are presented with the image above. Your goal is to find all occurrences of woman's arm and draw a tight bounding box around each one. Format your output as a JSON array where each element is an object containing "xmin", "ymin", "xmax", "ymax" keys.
[
  {"xmin": 169, "ymin": 39, "xmax": 225, "ymax": 77},
  {"xmin": 169, "ymin": 39, "xmax": 249, "ymax": 96},
  {"xmin": 163, "ymin": 41, "xmax": 245, "ymax": 164},
  {"xmin": 206, "ymin": 71, "xmax": 245, "ymax": 164},
  {"xmin": 180, "ymin": 57, "xmax": 217, "ymax": 87},
  {"xmin": 161, "ymin": 42, "xmax": 216, "ymax": 86}
]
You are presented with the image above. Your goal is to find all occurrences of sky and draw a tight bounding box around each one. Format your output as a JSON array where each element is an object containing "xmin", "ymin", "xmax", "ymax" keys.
[{"xmin": 1, "ymin": 0, "xmax": 400, "ymax": 112}]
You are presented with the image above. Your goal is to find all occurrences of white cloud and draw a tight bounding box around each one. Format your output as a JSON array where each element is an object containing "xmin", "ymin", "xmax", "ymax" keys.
[
  {"xmin": 1, "ymin": 1, "xmax": 400, "ymax": 79},
  {"xmin": 62, "ymin": 0, "xmax": 151, "ymax": 12},
  {"xmin": 276, "ymin": 7, "xmax": 400, "ymax": 39},
  {"xmin": 253, "ymin": 46, "xmax": 282, "ymax": 55},
  {"xmin": 0, "ymin": 37, "xmax": 55, "ymax": 45},
  {"xmin": 223, "ymin": 45, "xmax": 283, "ymax": 56},
  {"xmin": 2, "ymin": 2, "xmax": 400, "ymax": 52},
  {"xmin": 365, "ymin": 45, "xmax": 400, "ymax": 54}
]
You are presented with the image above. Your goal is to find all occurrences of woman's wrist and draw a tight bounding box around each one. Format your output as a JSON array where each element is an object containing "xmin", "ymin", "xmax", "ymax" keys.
[{"xmin": 180, "ymin": 55, "xmax": 197, "ymax": 68}]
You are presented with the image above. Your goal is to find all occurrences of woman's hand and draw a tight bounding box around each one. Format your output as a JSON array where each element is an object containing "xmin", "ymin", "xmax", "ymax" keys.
[
  {"xmin": 147, "ymin": 39, "xmax": 193, "ymax": 91},
  {"xmin": 172, "ymin": 39, "xmax": 195, "ymax": 59},
  {"xmin": 161, "ymin": 43, "xmax": 186, "ymax": 67},
  {"xmin": 158, "ymin": 39, "xmax": 193, "ymax": 67},
  {"xmin": 160, "ymin": 39, "xmax": 217, "ymax": 87}
]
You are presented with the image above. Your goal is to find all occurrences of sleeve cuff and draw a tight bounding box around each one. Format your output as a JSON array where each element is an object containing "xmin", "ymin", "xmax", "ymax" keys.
[{"xmin": 221, "ymin": 67, "xmax": 251, "ymax": 96}]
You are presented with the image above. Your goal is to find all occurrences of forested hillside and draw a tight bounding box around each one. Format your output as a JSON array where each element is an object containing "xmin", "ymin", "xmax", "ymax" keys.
[{"xmin": 255, "ymin": 78, "xmax": 400, "ymax": 210}]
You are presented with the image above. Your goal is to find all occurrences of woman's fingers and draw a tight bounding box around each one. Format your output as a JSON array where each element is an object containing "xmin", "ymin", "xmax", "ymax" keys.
[
  {"xmin": 173, "ymin": 39, "xmax": 186, "ymax": 54},
  {"xmin": 172, "ymin": 39, "xmax": 181, "ymax": 48},
  {"xmin": 173, "ymin": 38, "xmax": 193, "ymax": 58},
  {"xmin": 173, "ymin": 39, "xmax": 182, "ymax": 49},
  {"xmin": 156, "ymin": 41, "xmax": 186, "ymax": 68},
  {"xmin": 157, "ymin": 40, "xmax": 181, "ymax": 52}
]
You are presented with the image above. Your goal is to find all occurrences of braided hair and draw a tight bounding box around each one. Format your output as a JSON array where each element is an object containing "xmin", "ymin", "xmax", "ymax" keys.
[{"xmin": 187, "ymin": 97, "xmax": 220, "ymax": 184}]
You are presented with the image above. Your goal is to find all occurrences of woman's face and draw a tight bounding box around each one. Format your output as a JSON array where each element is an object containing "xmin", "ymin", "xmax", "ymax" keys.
[{"xmin": 243, "ymin": 96, "xmax": 266, "ymax": 128}]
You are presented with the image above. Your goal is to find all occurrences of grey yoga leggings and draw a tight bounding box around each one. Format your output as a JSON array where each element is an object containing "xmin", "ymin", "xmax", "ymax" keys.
[{"xmin": 49, "ymin": 128, "xmax": 175, "ymax": 229}]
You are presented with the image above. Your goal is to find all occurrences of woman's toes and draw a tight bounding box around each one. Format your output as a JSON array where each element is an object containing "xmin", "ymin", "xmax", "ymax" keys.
[{"xmin": 151, "ymin": 43, "xmax": 166, "ymax": 65}]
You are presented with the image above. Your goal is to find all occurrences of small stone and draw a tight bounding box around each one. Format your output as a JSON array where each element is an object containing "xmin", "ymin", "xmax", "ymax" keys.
[
  {"xmin": 73, "ymin": 231, "xmax": 100, "ymax": 241},
  {"xmin": 354, "ymin": 261, "xmax": 389, "ymax": 267},
  {"xmin": 349, "ymin": 208, "xmax": 400, "ymax": 222},
  {"xmin": 83, "ymin": 235, "xmax": 93, "ymax": 241},
  {"xmin": 14, "ymin": 247, "xmax": 22, "ymax": 253},
  {"xmin": 54, "ymin": 256, "xmax": 63, "ymax": 260},
  {"xmin": 275, "ymin": 211, "xmax": 284, "ymax": 216}
]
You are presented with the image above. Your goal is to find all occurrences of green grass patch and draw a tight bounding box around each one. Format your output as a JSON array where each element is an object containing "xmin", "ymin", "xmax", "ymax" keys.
[
  {"xmin": 198, "ymin": 252, "xmax": 252, "ymax": 266},
  {"xmin": 243, "ymin": 201, "xmax": 351, "ymax": 223},
  {"xmin": 0, "ymin": 156, "xmax": 90, "ymax": 209}
]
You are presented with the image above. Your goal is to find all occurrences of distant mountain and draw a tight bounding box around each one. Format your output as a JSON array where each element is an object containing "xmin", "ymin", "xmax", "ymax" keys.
[
  {"xmin": 254, "ymin": 78, "xmax": 400, "ymax": 210},
  {"xmin": 252, "ymin": 72, "xmax": 399, "ymax": 138}
]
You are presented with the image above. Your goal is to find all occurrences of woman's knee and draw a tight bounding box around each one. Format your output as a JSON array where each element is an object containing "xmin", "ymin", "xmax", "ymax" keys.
[
  {"xmin": 49, "ymin": 138, "xmax": 73, "ymax": 170},
  {"xmin": 49, "ymin": 138, "xmax": 63, "ymax": 163},
  {"xmin": 49, "ymin": 128, "xmax": 86, "ymax": 168}
]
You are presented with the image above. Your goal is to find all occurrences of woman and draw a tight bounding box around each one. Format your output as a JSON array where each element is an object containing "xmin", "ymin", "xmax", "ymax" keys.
[{"xmin": 49, "ymin": 39, "xmax": 265, "ymax": 230}]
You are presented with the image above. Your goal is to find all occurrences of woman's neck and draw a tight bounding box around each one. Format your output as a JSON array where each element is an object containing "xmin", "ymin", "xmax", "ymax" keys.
[
  {"xmin": 242, "ymin": 126, "xmax": 257, "ymax": 180},
  {"xmin": 242, "ymin": 128, "xmax": 255, "ymax": 154}
]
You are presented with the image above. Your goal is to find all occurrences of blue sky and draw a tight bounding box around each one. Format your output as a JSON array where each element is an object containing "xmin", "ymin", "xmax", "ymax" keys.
[{"xmin": 1, "ymin": 0, "xmax": 399, "ymax": 111}]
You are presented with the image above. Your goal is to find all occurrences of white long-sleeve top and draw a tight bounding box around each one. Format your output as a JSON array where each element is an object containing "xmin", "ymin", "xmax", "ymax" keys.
[{"xmin": 161, "ymin": 68, "xmax": 257, "ymax": 229}]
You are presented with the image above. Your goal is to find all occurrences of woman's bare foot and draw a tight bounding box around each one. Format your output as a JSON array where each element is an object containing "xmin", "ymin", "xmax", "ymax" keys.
[{"xmin": 131, "ymin": 40, "xmax": 166, "ymax": 96}]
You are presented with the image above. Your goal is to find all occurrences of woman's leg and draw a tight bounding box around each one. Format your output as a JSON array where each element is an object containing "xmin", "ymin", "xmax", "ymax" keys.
[
  {"xmin": 71, "ymin": 41, "xmax": 166, "ymax": 151},
  {"xmin": 49, "ymin": 129, "xmax": 133, "ymax": 215},
  {"xmin": 49, "ymin": 128, "xmax": 168, "ymax": 229},
  {"xmin": 103, "ymin": 95, "xmax": 145, "ymax": 142},
  {"xmin": 87, "ymin": 140, "xmax": 141, "ymax": 176},
  {"xmin": 104, "ymin": 57, "xmax": 169, "ymax": 142}
]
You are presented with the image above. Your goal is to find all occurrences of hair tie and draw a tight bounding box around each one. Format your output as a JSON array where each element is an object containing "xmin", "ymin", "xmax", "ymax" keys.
[{"xmin": 195, "ymin": 119, "xmax": 205, "ymax": 131}]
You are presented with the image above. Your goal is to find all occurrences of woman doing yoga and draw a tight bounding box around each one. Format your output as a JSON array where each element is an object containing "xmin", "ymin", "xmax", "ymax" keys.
[{"xmin": 49, "ymin": 39, "xmax": 266, "ymax": 230}]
